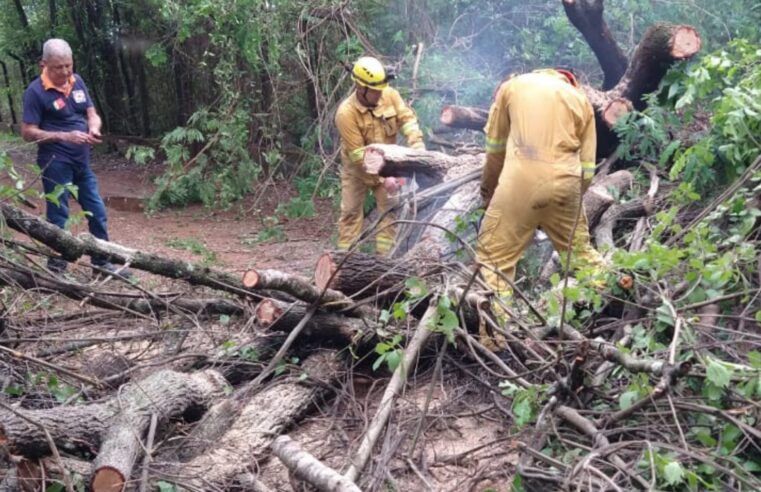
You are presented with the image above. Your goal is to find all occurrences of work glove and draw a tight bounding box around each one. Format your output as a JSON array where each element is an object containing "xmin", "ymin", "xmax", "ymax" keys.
[{"xmin": 410, "ymin": 142, "xmax": 426, "ymax": 151}]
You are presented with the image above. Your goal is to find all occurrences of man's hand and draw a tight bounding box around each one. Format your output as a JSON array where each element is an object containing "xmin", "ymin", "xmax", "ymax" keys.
[
  {"xmin": 64, "ymin": 130, "xmax": 100, "ymax": 145},
  {"xmin": 89, "ymin": 129, "xmax": 103, "ymax": 144},
  {"xmin": 382, "ymin": 177, "xmax": 400, "ymax": 194}
]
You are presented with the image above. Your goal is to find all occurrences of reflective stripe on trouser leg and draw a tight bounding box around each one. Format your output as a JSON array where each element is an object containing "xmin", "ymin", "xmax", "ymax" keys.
[{"xmin": 337, "ymin": 169, "xmax": 368, "ymax": 250}]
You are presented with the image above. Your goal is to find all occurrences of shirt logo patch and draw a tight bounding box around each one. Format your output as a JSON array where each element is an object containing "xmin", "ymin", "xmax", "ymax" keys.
[
  {"xmin": 72, "ymin": 90, "xmax": 86, "ymax": 104},
  {"xmin": 52, "ymin": 98, "xmax": 66, "ymax": 110}
]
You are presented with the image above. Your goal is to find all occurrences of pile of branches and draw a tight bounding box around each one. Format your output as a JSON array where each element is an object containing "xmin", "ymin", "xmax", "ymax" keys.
[
  {"xmin": 1, "ymin": 2, "xmax": 759, "ymax": 491},
  {"xmin": 1, "ymin": 136, "xmax": 760, "ymax": 491}
]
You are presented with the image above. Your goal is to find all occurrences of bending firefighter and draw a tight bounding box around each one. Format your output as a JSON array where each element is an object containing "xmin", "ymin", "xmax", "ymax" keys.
[
  {"xmin": 335, "ymin": 56, "xmax": 425, "ymax": 255},
  {"xmin": 476, "ymin": 69, "xmax": 606, "ymax": 317}
]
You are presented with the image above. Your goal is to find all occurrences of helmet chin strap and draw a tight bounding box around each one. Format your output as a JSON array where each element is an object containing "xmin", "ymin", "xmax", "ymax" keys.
[{"xmin": 360, "ymin": 86, "xmax": 378, "ymax": 108}]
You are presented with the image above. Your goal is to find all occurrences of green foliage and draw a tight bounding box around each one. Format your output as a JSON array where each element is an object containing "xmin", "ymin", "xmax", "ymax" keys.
[
  {"xmin": 373, "ymin": 333, "xmax": 403, "ymax": 372},
  {"xmin": 500, "ymin": 381, "xmax": 543, "ymax": 428},
  {"xmin": 245, "ymin": 216, "xmax": 286, "ymax": 244},
  {"xmin": 616, "ymin": 40, "xmax": 761, "ymax": 193},
  {"xmin": 126, "ymin": 145, "xmax": 156, "ymax": 166},
  {"xmin": 165, "ymin": 237, "xmax": 218, "ymax": 264}
]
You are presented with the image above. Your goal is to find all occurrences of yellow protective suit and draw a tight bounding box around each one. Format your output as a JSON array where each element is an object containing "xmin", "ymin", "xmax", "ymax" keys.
[
  {"xmin": 335, "ymin": 87, "xmax": 424, "ymax": 254},
  {"xmin": 476, "ymin": 70, "xmax": 605, "ymax": 298}
]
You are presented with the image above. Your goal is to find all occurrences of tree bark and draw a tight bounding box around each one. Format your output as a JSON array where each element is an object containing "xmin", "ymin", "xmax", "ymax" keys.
[
  {"xmin": 0, "ymin": 266, "xmax": 243, "ymax": 317},
  {"xmin": 583, "ymin": 170, "xmax": 634, "ymax": 230},
  {"xmin": 89, "ymin": 370, "xmax": 227, "ymax": 491},
  {"xmin": 363, "ymin": 144, "xmax": 481, "ymax": 183},
  {"xmin": 439, "ymin": 105, "xmax": 489, "ymax": 131},
  {"xmin": 165, "ymin": 350, "xmax": 343, "ymax": 491},
  {"xmin": 0, "ymin": 60, "xmax": 17, "ymax": 125},
  {"xmin": 314, "ymin": 250, "xmax": 415, "ymax": 297},
  {"xmin": 0, "ymin": 369, "xmax": 226, "ymax": 460},
  {"xmin": 255, "ymin": 298, "xmax": 374, "ymax": 344},
  {"xmin": 561, "ymin": 0, "xmax": 628, "ymax": 90}
]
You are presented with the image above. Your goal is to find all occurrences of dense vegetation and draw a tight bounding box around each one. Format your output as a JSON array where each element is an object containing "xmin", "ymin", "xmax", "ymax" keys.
[{"xmin": 0, "ymin": 0, "xmax": 758, "ymax": 209}]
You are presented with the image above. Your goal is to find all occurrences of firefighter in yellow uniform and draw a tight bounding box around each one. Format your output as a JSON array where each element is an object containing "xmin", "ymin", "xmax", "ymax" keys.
[
  {"xmin": 476, "ymin": 68, "xmax": 606, "ymax": 304},
  {"xmin": 335, "ymin": 56, "xmax": 425, "ymax": 255}
]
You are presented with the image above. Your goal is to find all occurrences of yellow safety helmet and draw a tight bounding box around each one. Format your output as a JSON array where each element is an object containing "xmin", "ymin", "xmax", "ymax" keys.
[{"xmin": 351, "ymin": 56, "xmax": 389, "ymax": 90}]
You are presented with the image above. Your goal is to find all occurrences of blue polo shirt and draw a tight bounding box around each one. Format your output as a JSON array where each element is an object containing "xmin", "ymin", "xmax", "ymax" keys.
[{"xmin": 22, "ymin": 74, "xmax": 94, "ymax": 166}]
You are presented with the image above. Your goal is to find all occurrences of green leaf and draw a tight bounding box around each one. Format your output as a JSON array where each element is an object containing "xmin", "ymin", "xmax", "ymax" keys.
[
  {"xmin": 45, "ymin": 483, "xmax": 65, "ymax": 492},
  {"xmin": 156, "ymin": 481, "xmax": 179, "ymax": 492},
  {"xmin": 706, "ymin": 359, "xmax": 732, "ymax": 388},
  {"xmin": 385, "ymin": 350, "xmax": 402, "ymax": 372},
  {"xmin": 755, "ymin": 310, "xmax": 761, "ymax": 323},
  {"xmin": 693, "ymin": 428, "xmax": 717, "ymax": 447},
  {"xmin": 404, "ymin": 277, "xmax": 428, "ymax": 299},
  {"xmin": 372, "ymin": 354, "xmax": 385, "ymax": 372},
  {"xmin": 512, "ymin": 397, "xmax": 533, "ymax": 427},
  {"xmin": 379, "ymin": 309, "xmax": 391, "ymax": 324},
  {"xmin": 664, "ymin": 461, "xmax": 685, "ymax": 486},
  {"xmin": 619, "ymin": 390, "xmax": 639, "ymax": 410}
]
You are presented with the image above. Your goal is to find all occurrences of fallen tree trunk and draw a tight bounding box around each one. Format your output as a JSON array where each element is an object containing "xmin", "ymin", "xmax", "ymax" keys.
[
  {"xmin": 164, "ymin": 350, "xmax": 343, "ymax": 490},
  {"xmin": 255, "ymin": 298, "xmax": 376, "ymax": 345},
  {"xmin": 0, "ymin": 369, "xmax": 226, "ymax": 460},
  {"xmin": 242, "ymin": 268, "xmax": 371, "ymax": 317},
  {"xmin": 0, "ymin": 202, "xmax": 292, "ymax": 304},
  {"xmin": 0, "ymin": 266, "xmax": 243, "ymax": 318},
  {"xmin": 363, "ymin": 143, "xmax": 480, "ymax": 185},
  {"xmin": 439, "ymin": 105, "xmax": 489, "ymax": 131},
  {"xmin": 314, "ymin": 250, "xmax": 415, "ymax": 297},
  {"xmin": 584, "ymin": 170, "xmax": 634, "ymax": 230},
  {"xmin": 89, "ymin": 370, "xmax": 227, "ymax": 492}
]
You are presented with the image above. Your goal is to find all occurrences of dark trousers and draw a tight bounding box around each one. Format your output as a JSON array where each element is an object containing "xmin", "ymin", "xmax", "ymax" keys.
[{"xmin": 41, "ymin": 159, "xmax": 110, "ymax": 265}]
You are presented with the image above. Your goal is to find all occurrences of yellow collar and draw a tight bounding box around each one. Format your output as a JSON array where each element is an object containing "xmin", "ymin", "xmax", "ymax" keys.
[{"xmin": 41, "ymin": 69, "xmax": 75, "ymax": 97}]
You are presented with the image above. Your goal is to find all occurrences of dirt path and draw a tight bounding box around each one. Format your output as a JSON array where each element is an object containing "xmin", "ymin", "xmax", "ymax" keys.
[{"xmin": 1, "ymin": 140, "xmax": 335, "ymax": 277}]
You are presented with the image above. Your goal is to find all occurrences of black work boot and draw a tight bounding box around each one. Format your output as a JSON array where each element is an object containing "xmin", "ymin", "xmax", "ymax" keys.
[{"xmin": 47, "ymin": 257, "xmax": 69, "ymax": 274}]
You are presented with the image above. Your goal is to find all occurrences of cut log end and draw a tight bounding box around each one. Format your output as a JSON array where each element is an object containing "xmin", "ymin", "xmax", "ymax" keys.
[
  {"xmin": 602, "ymin": 98, "xmax": 633, "ymax": 127},
  {"xmin": 439, "ymin": 106, "xmax": 455, "ymax": 125},
  {"xmin": 91, "ymin": 466, "xmax": 126, "ymax": 492},
  {"xmin": 255, "ymin": 299, "xmax": 284, "ymax": 329},
  {"xmin": 671, "ymin": 26, "xmax": 701, "ymax": 59},
  {"xmin": 241, "ymin": 270, "xmax": 259, "ymax": 289},
  {"xmin": 314, "ymin": 253, "xmax": 337, "ymax": 291},
  {"xmin": 363, "ymin": 147, "xmax": 385, "ymax": 175}
]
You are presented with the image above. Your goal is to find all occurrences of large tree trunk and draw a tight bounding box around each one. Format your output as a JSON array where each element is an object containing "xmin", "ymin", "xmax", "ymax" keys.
[
  {"xmin": 561, "ymin": 0, "xmax": 628, "ymax": 90},
  {"xmin": 89, "ymin": 371, "xmax": 226, "ymax": 491},
  {"xmin": 0, "ymin": 60, "xmax": 17, "ymax": 125},
  {"xmin": 164, "ymin": 350, "xmax": 343, "ymax": 490},
  {"xmin": 314, "ymin": 250, "xmax": 415, "ymax": 297},
  {"xmin": 439, "ymin": 105, "xmax": 489, "ymax": 131},
  {"xmin": 0, "ymin": 369, "xmax": 226, "ymax": 460}
]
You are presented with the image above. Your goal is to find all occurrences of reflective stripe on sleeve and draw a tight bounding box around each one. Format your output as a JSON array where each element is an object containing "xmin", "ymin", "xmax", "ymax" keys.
[
  {"xmin": 400, "ymin": 121, "xmax": 421, "ymax": 136},
  {"xmin": 349, "ymin": 147, "xmax": 365, "ymax": 163},
  {"xmin": 485, "ymin": 137, "xmax": 507, "ymax": 154},
  {"xmin": 581, "ymin": 161, "xmax": 596, "ymax": 180}
]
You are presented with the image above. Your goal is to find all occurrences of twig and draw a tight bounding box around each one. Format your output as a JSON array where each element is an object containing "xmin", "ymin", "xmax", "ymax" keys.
[{"xmin": 138, "ymin": 413, "xmax": 158, "ymax": 492}]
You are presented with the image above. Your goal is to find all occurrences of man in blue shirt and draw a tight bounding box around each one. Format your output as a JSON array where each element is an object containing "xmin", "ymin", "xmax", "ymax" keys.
[{"xmin": 22, "ymin": 38, "xmax": 131, "ymax": 279}]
